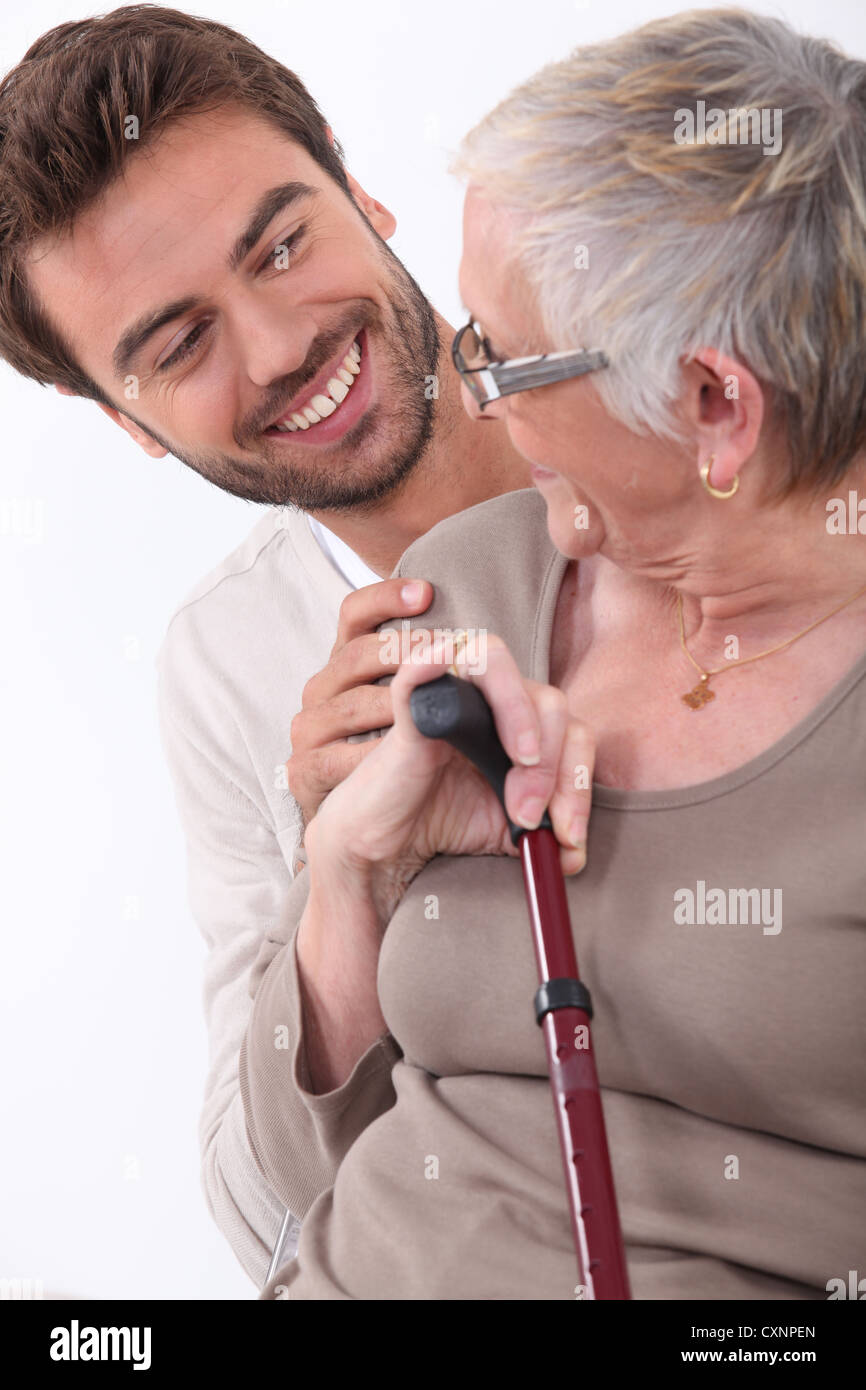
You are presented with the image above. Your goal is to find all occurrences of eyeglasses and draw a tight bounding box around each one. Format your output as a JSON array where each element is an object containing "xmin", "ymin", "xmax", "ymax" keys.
[{"xmin": 451, "ymin": 316, "xmax": 609, "ymax": 410}]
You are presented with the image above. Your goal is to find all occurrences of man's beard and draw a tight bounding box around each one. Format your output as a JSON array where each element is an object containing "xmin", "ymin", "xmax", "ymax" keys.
[{"xmin": 122, "ymin": 229, "xmax": 441, "ymax": 513}]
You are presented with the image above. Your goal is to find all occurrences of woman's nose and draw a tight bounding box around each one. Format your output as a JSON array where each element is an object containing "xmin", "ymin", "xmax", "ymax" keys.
[{"xmin": 459, "ymin": 381, "xmax": 506, "ymax": 421}]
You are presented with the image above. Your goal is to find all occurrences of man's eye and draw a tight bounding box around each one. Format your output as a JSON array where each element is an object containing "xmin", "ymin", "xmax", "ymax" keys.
[
  {"xmin": 158, "ymin": 320, "xmax": 210, "ymax": 372},
  {"xmin": 259, "ymin": 224, "xmax": 306, "ymax": 273},
  {"xmin": 157, "ymin": 225, "xmax": 308, "ymax": 372}
]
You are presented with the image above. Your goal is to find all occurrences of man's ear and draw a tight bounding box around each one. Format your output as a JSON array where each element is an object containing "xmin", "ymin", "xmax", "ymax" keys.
[
  {"xmin": 93, "ymin": 400, "xmax": 169, "ymax": 459},
  {"xmin": 54, "ymin": 382, "xmax": 168, "ymax": 456},
  {"xmin": 343, "ymin": 170, "xmax": 397, "ymax": 241},
  {"xmin": 323, "ymin": 123, "xmax": 396, "ymax": 238}
]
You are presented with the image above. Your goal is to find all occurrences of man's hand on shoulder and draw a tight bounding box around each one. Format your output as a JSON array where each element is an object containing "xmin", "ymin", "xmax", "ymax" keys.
[{"xmin": 286, "ymin": 577, "xmax": 432, "ymax": 831}]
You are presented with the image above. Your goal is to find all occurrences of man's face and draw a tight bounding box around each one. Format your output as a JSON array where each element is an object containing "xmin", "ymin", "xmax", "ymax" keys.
[{"xmin": 26, "ymin": 104, "xmax": 441, "ymax": 511}]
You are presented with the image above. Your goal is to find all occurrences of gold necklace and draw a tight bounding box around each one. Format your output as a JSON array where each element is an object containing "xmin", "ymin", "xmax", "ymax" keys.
[{"xmin": 677, "ymin": 580, "xmax": 866, "ymax": 709}]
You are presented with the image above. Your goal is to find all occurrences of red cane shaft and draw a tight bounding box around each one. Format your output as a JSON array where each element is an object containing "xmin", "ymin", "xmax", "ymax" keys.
[{"xmin": 520, "ymin": 828, "xmax": 631, "ymax": 1301}]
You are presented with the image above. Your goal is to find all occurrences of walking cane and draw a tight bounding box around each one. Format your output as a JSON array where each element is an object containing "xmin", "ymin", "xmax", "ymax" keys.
[{"xmin": 409, "ymin": 672, "xmax": 631, "ymax": 1300}]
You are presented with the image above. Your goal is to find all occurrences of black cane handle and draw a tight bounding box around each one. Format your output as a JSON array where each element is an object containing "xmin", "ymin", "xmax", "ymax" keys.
[{"xmin": 409, "ymin": 673, "xmax": 553, "ymax": 846}]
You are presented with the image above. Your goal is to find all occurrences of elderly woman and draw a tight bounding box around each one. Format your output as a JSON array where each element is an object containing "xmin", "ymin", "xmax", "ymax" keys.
[{"xmin": 242, "ymin": 9, "xmax": 866, "ymax": 1300}]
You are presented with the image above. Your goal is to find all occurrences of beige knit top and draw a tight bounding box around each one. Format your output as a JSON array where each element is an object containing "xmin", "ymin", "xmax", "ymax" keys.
[{"xmin": 240, "ymin": 488, "xmax": 866, "ymax": 1300}]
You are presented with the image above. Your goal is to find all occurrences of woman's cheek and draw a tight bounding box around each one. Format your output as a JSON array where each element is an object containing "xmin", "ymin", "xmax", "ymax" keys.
[{"xmin": 512, "ymin": 407, "xmax": 573, "ymax": 470}]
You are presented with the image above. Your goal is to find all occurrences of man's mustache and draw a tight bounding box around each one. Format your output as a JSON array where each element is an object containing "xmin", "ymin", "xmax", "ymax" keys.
[{"xmin": 253, "ymin": 311, "xmax": 376, "ymax": 439}]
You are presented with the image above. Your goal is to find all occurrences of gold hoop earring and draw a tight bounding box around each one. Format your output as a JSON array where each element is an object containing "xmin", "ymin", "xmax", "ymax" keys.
[{"xmin": 700, "ymin": 455, "xmax": 739, "ymax": 499}]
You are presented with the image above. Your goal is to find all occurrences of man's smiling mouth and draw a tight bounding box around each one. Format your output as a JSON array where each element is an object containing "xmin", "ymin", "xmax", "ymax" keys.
[{"xmin": 263, "ymin": 333, "xmax": 363, "ymax": 434}]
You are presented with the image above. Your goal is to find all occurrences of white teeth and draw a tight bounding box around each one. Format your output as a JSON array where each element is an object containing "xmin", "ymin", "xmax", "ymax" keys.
[
  {"xmin": 311, "ymin": 393, "xmax": 337, "ymax": 418},
  {"xmin": 270, "ymin": 335, "xmax": 364, "ymax": 432}
]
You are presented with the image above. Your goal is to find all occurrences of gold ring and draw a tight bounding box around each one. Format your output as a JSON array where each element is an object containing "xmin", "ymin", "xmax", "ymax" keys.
[{"xmin": 447, "ymin": 628, "xmax": 470, "ymax": 676}]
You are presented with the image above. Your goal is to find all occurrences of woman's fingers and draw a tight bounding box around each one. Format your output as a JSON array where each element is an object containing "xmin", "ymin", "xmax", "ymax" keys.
[
  {"xmin": 547, "ymin": 712, "xmax": 596, "ymax": 875},
  {"xmin": 390, "ymin": 630, "xmax": 595, "ymax": 870},
  {"xmin": 392, "ymin": 629, "xmax": 593, "ymax": 823},
  {"xmin": 389, "ymin": 630, "xmax": 538, "ymax": 759},
  {"xmin": 388, "ymin": 636, "xmax": 468, "ymax": 746},
  {"xmin": 451, "ymin": 632, "xmax": 543, "ymax": 766},
  {"xmin": 501, "ymin": 681, "xmax": 595, "ymax": 870},
  {"xmin": 501, "ymin": 683, "xmax": 569, "ymax": 832}
]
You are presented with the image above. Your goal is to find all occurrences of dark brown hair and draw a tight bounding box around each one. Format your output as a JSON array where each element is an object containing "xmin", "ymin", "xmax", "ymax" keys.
[{"xmin": 0, "ymin": 4, "xmax": 351, "ymax": 406}]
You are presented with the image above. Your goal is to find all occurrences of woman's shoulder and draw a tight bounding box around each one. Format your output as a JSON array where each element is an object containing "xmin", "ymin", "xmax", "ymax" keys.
[
  {"xmin": 387, "ymin": 487, "xmax": 560, "ymax": 669},
  {"xmin": 395, "ymin": 485, "xmax": 549, "ymax": 572}
]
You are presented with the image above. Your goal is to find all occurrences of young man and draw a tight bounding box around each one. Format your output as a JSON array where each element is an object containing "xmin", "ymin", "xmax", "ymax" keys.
[{"xmin": 0, "ymin": 7, "xmax": 529, "ymax": 1289}]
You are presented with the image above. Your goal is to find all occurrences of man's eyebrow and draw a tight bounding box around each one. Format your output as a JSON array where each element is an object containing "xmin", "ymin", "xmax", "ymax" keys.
[{"xmin": 112, "ymin": 180, "xmax": 318, "ymax": 379}]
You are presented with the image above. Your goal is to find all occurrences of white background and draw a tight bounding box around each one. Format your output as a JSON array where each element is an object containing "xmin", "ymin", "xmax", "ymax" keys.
[{"xmin": 1, "ymin": 0, "xmax": 863, "ymax": 1300}]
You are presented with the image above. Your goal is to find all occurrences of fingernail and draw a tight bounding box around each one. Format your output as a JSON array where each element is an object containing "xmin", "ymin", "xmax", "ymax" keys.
[
  {"xmin": 562, "ymin": 843, "xmax": 586, "ymax": 874},
  {"xmin": 568, "ymin": 818, "xmax": 587, "ymax": 848},
  {"xmin": 516, "ymin": 730, "xmax": 540, "ymax": 766},
  {"xmin": 516, "ymin": 796, "xmax": 545, "ymax": 829},
  {"xmin": 401, "ymin": 581, "xmax": 423, "ymax": 604}
]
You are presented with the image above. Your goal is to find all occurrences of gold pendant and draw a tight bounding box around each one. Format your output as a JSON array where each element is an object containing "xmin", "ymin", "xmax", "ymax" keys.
[{"xmin": 682, "ymin": 675, "xmax": 715, "ymax": 709}]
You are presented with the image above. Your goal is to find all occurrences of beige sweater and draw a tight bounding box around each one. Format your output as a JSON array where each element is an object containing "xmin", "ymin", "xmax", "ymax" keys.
[{"xmin": 240, "ymin": 487, "xmax": 866, "ymax": 1300}]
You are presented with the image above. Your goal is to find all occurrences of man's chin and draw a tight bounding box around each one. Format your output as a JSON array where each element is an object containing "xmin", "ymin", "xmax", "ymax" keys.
[{"xmin": 249, "ymin": 412, "xmax": 432, "ymax": 511}]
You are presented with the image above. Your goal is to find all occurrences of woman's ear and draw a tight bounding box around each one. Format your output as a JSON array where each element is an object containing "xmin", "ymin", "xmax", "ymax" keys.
[{"xmin": 684, "ymin": 347, "xmax": 764, "ymax": 493}]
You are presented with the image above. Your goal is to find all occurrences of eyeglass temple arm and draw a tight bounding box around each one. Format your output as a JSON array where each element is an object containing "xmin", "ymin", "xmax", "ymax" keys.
[
  {"xmin": 493, "ymin": 351, "xmax": 608, "ymax": 390},
  {"xmin": 469, "ymin": 352, "xmax": 606, "ymax": 408}
]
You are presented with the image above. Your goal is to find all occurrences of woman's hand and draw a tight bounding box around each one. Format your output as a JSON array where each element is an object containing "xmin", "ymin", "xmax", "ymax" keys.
[{"xmin": 303, "ymin": 632, "xmax": 596, "ymax": 926}]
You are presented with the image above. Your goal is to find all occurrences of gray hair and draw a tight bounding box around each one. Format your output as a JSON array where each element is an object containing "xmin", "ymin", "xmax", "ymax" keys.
[{"xmin": 449, "ymin": 7, "xmax": 866, "ymax": 504}]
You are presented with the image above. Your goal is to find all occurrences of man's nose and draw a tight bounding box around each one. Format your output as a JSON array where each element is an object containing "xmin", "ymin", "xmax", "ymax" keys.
[{"xmin": 237, "ymin": 298, "xmax": 316, "ymax": 385}]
